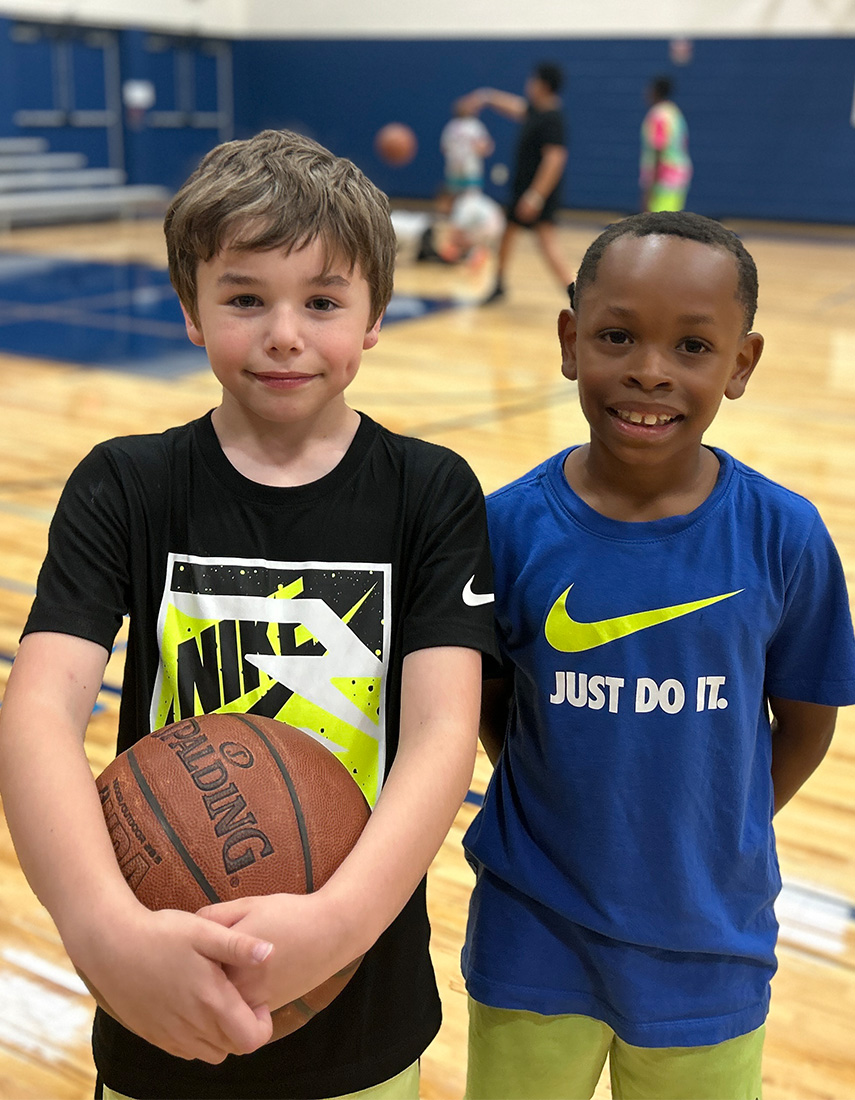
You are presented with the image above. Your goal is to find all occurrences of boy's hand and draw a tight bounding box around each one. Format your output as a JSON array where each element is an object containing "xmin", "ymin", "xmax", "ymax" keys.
[
  {"xmin": 199, "ymin": 892, "xmax": 353, "ymax": 1015},
  {"xmin": 70, "ymin": 902, "xmax": 274, "ymax": 1062}
]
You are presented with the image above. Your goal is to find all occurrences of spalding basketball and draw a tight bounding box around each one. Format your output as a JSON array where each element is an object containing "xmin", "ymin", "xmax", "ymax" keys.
[
  {"xmin": 94, "ymin": 713, "xmax": 370, "ymax": 1041},
  {"xmin": 374, "ymin": 122, "xmax": 417, "ymax": 166}
]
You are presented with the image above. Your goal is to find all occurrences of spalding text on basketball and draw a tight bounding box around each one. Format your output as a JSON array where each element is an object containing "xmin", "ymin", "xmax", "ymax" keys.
[
  {"xmin": 154, "ymin": 717, "xmax": 275, "ymax": 875},
  {"xmin": 99, "ymin": 778, "xmax": 162, "ymax": 890}
]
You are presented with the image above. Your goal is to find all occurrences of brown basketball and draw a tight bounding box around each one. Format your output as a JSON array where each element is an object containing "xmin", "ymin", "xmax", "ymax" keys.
[
  {"xmin": 374, "ymin": 122, "xmax": 417, "ymax": 166},
  {"xmin": 93, "ymin": 713, "xmax": 370, "ymax": 1041}
]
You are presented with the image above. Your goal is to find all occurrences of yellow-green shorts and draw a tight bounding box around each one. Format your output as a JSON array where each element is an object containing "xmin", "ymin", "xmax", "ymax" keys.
[
  {"xmin": 103, "ymin": 1059, "xmax": 419, "ymax": 1100},
  {"xmin": 466, "ymin": 998, "xmax": 764, "ymax": 1100},
  {"xmin": 647, "ymin": 182, "xmax": 689, "ymax": 212}
]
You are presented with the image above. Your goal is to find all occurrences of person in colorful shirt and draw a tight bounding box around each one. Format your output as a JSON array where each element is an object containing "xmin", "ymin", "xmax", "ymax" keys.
[{"xmin": 640, "ymin": 76, "xmax": 692, "ymax": 213}]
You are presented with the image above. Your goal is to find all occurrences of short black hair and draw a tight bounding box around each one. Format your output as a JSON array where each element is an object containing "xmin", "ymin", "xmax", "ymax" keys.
[
  {"xmin": 570, "ymin": 211, "xmax": 759, "ymax": 331},
  {"xmin": 651, "ymin": 75, "xmax": 673, "ymax": 100},
  {"xmin": 534, "ymin": 61, "xmax": 564, "ymax": 93}
]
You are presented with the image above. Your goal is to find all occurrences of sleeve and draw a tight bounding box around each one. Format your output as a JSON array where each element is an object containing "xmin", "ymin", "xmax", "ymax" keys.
[
  {"xmin": 540, "ymin": 109, "xmax": 565, "ymax": 148},
  {"xmin": 765, "ymin": 512, "xmax": 855, "ymax": 705},
  {"xmin": 23, "ymin": 444, "xmax": 132, "ymax": 651},
  {"xmin": 400, "ymin": 454, "xmax": 499, "ymax": 662},
  {"xmin": 649, "ymin": 109, "xmax": 669, "ymax": 151}
]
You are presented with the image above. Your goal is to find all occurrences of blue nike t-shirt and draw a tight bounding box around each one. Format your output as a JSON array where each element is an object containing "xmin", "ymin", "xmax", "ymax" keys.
[{"xmin": 463, "ymin": 447, "xmax": 855, "ymax": 1046}]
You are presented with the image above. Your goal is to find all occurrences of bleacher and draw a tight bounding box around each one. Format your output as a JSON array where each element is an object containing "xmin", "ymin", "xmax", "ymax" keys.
[{"xmin": 0, "ymin": 136, "xmax": 169, "ymax": 229}]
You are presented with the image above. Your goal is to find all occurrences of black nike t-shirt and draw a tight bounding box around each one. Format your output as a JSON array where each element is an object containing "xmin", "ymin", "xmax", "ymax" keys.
[{"xmin": 26, "ymin": 411, "xmax": 498, "ymax": 1099}]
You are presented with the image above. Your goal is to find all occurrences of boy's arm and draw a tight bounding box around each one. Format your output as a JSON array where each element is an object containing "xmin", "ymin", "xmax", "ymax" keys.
[
  {"xmin": 0, "ymin": 632, "xmax": 274, "ymax": 1062},
  {"xmin": 768, "ymin": 695, "xmax": 838, "ymax": 813},
  {"xmin": 200, "ymin": 644, "xmax": 482, "ymax": 1012},
  {"xmin": 460, "ymin": 88, "xmax": 528, "ymax": 121},
  {"xmin": 480, "ymin": 674, "xmax": 513, "ymax": 766}
]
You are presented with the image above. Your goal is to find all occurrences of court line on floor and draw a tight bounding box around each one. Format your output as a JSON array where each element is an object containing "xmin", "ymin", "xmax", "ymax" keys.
[
  {"xmin": 402, "ymin": 383, "xmax": 573, "ymax": 437},
  {"xmin": 0, "ymin": 299, "xmax": 187, "ymax": 339},
  {"xmin": 0, "ymin": 500, "xmax": 56, "ymax": 524}
]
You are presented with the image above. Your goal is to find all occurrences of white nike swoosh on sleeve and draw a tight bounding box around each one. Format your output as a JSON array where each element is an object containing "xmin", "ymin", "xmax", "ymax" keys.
[{"xmin": 463, "ymin": 575, "xmax": 495, "ymax": 606}]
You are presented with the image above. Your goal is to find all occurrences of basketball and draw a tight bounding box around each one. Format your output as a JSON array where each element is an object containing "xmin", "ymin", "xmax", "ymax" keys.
[
  {"xmin": 374, "ymin": 122, "xmax": 417, "ymax": 166},
  {"xmin": 93, "ymin": 713, "xmax": 371, "ymax": 1041}
]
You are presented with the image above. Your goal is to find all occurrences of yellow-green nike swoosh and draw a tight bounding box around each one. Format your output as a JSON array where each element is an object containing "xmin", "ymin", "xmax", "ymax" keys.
[{"xmin": 545, "ymin": 584, "xmax": 742, "ymax": 653}]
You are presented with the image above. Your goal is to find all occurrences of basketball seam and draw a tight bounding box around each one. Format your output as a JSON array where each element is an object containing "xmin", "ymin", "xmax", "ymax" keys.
[
  {"xmin": 232, "ymin": 715, "xmax": 315, "ymax": 894},
  {"xmin": 126, "ymin": 748, "xmax": 222, "ymax": 905}
]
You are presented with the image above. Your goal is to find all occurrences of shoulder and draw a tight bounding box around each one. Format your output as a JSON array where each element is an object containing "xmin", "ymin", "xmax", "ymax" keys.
[
  {"xmin": 725, "ymin": 452, "xmax": 822, "ymax": 526},
  {"xmin": 61, "ymin": 418, "xmax": 203, "ymax": 507},
  {"xmin": 488, "ymin": 453, "xmax": 557, "ymax": 500},
  {"xmin": 86, "ymin": 417, "xmax": 200, "ymax": 470},
  {"xmin": 368, "ymin": 418, "xmax": 479, "ymax": 484},
  {"xmin": 486, "ymin": 453, "xmax": 561, "ymax": 532},
  {"xmin": 537, "ymin": 107, "xmax": 566, "ymax": 140},
  {"xmin": 717, "ymin": 450, "xmax": 831, "ymax": 560}
]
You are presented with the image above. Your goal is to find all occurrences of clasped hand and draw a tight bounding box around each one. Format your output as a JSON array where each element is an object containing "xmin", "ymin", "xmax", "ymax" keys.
[
  {"xmin": 71, "ymin": 904, "xmax": 275, "ymax": 1064},
  {"xmin": 198, "ymin": 890, "xmax": 352, "ymax": 1016}
]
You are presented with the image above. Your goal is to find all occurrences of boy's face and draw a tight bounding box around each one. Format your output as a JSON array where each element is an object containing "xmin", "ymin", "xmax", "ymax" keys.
[
  {"xmin": 182, "ymin": 237, "xmax": 381, "ymax": 431},
  {"xmin": 559, "ymin": 234, "xmax": 763, "ymax": 472}
]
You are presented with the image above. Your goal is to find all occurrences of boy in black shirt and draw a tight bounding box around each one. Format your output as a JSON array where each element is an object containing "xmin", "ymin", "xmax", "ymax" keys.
[{"xmin": 0, "ymin": 129, "xmax": 497, "ymax": 1100}]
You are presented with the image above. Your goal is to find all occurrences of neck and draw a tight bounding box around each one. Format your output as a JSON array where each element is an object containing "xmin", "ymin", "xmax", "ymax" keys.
[
  {"xmin": 564, "ymin": 443, "xmax": 720, "ymax": 521},
  {"xmin": 211, "ymin": 399, "xmax": 360, "ymax": 487}
]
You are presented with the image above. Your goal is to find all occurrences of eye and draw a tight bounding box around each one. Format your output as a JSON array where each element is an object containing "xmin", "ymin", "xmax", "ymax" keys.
[
  {"xmin": 599, "ymin": 329, "xmax": 632, "ymax": 346},
  {"xmin": 680, "ymin": 337, "xmax": 711, "ymax": 354},
  {"xmin": 308, "ymin": 296, "xmax": 338, "ymax": 312},
  {"xmin": 229, "ymin": 294, "xmax": 261, "ymax": 309}
]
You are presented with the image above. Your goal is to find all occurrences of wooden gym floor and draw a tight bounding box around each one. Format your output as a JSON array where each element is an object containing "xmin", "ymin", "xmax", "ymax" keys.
[{"xmin": 0, "ymin": 211, "xmax": 853, "ymax": 1099}]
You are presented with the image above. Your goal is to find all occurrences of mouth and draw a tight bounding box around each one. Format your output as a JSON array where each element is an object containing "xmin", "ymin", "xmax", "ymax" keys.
[
  {"xmin": 609, "ymin": 407, "xmax": 682, "ymax": 427},
  {"xmin": 252, "ymin": 371, "xmax": 315, "ymax": 387}
]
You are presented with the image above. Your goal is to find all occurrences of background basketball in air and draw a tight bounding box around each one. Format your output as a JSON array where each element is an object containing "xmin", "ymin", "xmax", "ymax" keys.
[
  {"xmin": 95, "ymin": 713, "xmax": 371, "ymax": 1038},
  {"xmin": 374, "ymin": 121, "xmax": 417, "ymax": 166}
]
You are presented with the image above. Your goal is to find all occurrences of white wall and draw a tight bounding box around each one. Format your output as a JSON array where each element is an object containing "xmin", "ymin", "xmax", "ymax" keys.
[
  {"xmin": 0, "ymin": 0, "xmax": 247, "ymax": 34},
  {"xmin": 0, "ymin": 0, "xmax": 853, "ymax": 36},
  {"xmin": 243, "ymin": 0, "xmax": 855, "ymax": 37}
]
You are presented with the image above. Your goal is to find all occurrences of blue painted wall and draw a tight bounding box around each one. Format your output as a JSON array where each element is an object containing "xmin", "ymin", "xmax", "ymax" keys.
[
  {"xmin": 1, "ymin": 17, "xmax": 854, "ymax": 224},
  {"xmin": 232, "ymin": 36, "xmax": 855, "ymax": 224}
]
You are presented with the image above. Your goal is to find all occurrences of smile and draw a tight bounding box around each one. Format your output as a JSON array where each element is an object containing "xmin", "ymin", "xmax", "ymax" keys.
[{"xmin": 611, "ymin": 408, "xmax": 681, "ymax": 426}]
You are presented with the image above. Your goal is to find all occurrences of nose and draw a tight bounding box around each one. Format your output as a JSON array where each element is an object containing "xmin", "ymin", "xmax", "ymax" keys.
[
  {"xmin": 625, "ymin": 347, "xmax": 672, "ymax": 391},
  {"xmin": 265, "ymin": 304, "xmax": 304, "ymax": 354}
]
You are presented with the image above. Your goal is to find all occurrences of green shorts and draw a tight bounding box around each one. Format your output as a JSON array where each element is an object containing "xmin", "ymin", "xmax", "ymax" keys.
[
  {"xmin": 647, "ymin": 182, "xmax": 689, "ymax": 212},
  {"xmin": 103, "ymin": 1059, "xmax": 419, "ymax": 1100},
  {"xmin": 466, "ymin": 999, "xmax": 764, "ymax": 1100}
]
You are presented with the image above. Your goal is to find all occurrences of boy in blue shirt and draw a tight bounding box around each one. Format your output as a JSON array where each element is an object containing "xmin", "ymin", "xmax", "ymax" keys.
[
  {"xmin": 0, "ymin": 129, "xmax": 497, "ymax": 1100},
  {"xmin": 462, "ymin": 211, "xmax": 855, "ymax": 1099}
]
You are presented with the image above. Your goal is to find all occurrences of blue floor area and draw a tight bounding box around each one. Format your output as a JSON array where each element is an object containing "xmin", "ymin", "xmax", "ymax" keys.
[{"xmin": 0, "ymin": 252, "xmax": 455, "ymax": 376}]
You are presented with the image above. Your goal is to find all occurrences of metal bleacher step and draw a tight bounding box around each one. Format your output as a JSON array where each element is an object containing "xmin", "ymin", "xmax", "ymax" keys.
[
  {"xmin": 0, "ymin": 136, "xmax": 49, "ymax": 155},
  {"xmin": 0, "ymin": 168, "xmax": 128, "ymax": 193},
  {"xmin": 0, "ymin": 184, "xmax": 171, "ymax": 228},
  {"xmin": 0, "ymin": 152, "xmax": 88, "ymax": 173}
]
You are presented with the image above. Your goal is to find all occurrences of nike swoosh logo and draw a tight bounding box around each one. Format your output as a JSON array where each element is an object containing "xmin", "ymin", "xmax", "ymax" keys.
[
  {"xmin": 463, "ymin": 575, "xmax": 495, "ymax": 607},
  {"xmin": 545, "ymin": 584, "xmax": 741, "ymax": 653}
]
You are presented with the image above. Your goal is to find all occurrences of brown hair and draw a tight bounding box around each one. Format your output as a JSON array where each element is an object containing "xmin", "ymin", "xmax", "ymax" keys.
[{"xmin": 164, "ymin": 129, "xmax": 396, "ymax": 326}]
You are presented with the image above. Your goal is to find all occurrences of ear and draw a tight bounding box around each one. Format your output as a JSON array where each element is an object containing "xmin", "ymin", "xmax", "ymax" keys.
[
  {"xmin": 180, "ymin": 303, "xmax": 205, "ymax": 348},
  {"xmin": 558, "ymin": 308, "xmax": 578, "ymax": 381},
  {"xmin": 363, "ymin": 312, "xmax": 383, "ymax": 351},
  {"xmin": 725, "ymin": 331, "xmax": 764, "ymax": 400}
]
